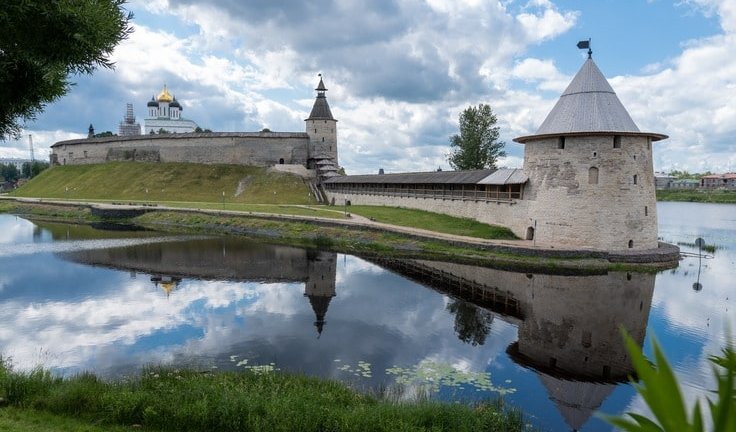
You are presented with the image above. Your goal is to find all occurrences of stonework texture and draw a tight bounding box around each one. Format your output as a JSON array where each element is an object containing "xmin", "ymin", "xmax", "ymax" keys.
[
  {"xmin": 51, "ymin": 133, "xmax": 311, "ymax": 167},
  {"xmin": 522, "ymin": 135, "xmax": 658, "ymax": 250}
]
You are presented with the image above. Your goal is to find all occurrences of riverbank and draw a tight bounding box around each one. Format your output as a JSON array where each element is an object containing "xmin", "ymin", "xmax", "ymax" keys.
[
  {"xmin": 0, "ymin": 198, "xmax": 680, "ymax": 272},
  {"xmin": 657, "ymin": 189, "xmax": 736, "ymax": 203},
  {"xmin": 0, "ymin": 360, "xmax": 527, "ymax": 432}
]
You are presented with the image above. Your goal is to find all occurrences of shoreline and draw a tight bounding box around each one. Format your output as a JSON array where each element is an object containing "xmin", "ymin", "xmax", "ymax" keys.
[{"xmin": 0, "ymin": 196, "xmax": 681, "ymax": 272}]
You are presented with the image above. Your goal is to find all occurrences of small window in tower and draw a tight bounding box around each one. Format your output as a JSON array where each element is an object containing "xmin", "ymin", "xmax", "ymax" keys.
[
  {"xmin": 588, "ymin": 167, "xmax": 599, "ymax": 184},
  {"xmin": 592, "ymin": 151, "xmax": 597, "ymax": 158},
  {"xmin": 628, "ymin": 240, "xmax": 634, "ymax": 249},
  {"xmin": 647, "ymin": 138, "xmax": 652, "ymax": 150},
  {"xmin": 614, "ymin": 135, "xmax": 622, "ymax": 148},
  {"xmin": 645, "ymin": 206, "xmax": 648, "ymax": 216},
  {"xmin": 314, "ymin": 129, "xmax": 317, "ymax": 133},
  {"xmin": 83, "ymin": 151, "xmax": 88, "ymax": 158},
  {"xmin": 557, "ymin": 137, "xmax": 565, "ymax": 149},
  {"xmin": 633, "ymin": 174, "xmax": 638, "ymax": 185},
  {"xmin": 322, "ymin": 137, "xmax": 325, "ymax": 142}
]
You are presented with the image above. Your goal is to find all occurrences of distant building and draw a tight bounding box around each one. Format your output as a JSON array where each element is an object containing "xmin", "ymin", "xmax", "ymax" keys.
[
  {"xmin": 654, "ymin": 172, "xmax": 674, "ymax": 189},
  {"xmin": 144, "ymin": 85, "xmax": 198, "ymax": 134},
  {"xmin": 670, "ymin": 179, "xmax": 699, "ymax": 189},
  {"xmin": 0, "ymin": 158, "xmax": 31, "ymax": 171},
  {"xmin": 701, "ymin": 173, "xmax": 736, "ymax": 189},
  {"xmin": 118, "ymin": 103, "xmax": 141, "ymax": 136}
]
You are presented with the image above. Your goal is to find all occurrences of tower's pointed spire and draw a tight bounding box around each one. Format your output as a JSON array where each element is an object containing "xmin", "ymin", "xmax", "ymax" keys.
[{"xmin": 307, "ymin": 74, "xmax": 335, "ymax": 120}]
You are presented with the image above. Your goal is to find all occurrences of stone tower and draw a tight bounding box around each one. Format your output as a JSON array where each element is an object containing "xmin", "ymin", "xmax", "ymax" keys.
[
  {"xmin": 304, "ymin": 251, "xmax": 337, "ymax": 337},
  {"xmin": 514, "ymin": 57, "xmax": 667, "ymax": 251},
  {"xmin": 305, "ymin": 75, "xmax": 338, "ymax": 168}
]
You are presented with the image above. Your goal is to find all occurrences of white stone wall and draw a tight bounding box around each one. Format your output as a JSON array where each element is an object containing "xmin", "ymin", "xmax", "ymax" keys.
[
  {"xmin": 51, "ymin": 133, "xmax": 310, "ymax": 167},
  {"xmin": 324, "ymin": 190, "xmax": 531, "ymax": 238},
  {"xmin": 306, "ymin": 119, "xmax": 338, "ymax": 162},
  {"xmin": 522, "ymin": 135, "xmax": 658, "ymax": 250}
]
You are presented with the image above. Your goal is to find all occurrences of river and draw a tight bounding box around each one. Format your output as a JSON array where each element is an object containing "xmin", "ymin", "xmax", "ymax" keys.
[{"xmin": 0, "ymin": 201, "xmax": 733, "ymax": 431}]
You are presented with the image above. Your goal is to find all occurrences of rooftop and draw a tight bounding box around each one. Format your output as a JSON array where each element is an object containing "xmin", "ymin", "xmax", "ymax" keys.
[{"xmin": 515, "ymin": 58, "xmax": 667, "ymax": 143}]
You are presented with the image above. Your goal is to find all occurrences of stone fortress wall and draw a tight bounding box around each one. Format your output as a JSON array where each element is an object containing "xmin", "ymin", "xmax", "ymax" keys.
[{"xmin": 51, "ymin": 132, "xmax": 312, "ymax": 167}]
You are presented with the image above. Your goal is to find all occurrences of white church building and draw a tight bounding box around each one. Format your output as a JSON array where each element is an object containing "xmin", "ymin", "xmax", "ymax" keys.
[{"xmin": 144, "ymin": 85, "xmax": 198, "ymax": 134}]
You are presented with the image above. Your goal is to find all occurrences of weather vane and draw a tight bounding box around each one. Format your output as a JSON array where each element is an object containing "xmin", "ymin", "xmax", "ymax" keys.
[{"xmin": 577, "ymin": 38, "xmax": 592, "ymax": 59}]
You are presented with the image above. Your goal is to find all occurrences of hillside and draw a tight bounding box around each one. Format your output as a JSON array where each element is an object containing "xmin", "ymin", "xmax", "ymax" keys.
[{"xmin": 11, "ymin": 162, "xmax": 318, "ymax": 205}]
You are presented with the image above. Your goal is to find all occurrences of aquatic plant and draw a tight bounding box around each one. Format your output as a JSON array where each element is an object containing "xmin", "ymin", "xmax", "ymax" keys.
[{"xmin": 603, "ymin": 332, "xmax": 735, "ymax": 431}]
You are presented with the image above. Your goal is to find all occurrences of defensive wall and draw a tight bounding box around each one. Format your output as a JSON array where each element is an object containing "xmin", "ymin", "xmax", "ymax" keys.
[
  {"xmin": 327, "ymin": 190, "xmax": 532, "ymax": 240},
  {"xmin": 51, "ymin": 132, "xmax": 311, "ymax": 167}
]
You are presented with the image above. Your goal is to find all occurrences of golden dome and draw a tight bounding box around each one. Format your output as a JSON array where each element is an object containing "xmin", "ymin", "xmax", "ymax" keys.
[{"xmin": 157, "ymin": 85, "xmax": 173, "ymax": 103}]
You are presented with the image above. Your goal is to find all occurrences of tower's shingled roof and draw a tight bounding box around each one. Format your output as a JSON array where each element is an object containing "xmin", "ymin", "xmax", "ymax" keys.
[
  {"xmin": 514, "ymin": 58, "xmax": 666, "ymax": 143},
  {"xmin": 307, "ymin": 76, "xmax": 335, "ymax": 121}
]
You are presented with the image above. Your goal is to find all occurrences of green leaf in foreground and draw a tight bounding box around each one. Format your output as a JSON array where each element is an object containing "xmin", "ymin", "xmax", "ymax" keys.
[{"xmin": 603, "ymin": 330, "xmax": 736, "ymax": 432}]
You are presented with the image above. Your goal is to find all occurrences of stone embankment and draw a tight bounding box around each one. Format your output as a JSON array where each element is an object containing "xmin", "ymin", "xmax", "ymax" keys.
[{"xmin": 2, "ymin": 196, "xmax": 681, "ymax": 266}]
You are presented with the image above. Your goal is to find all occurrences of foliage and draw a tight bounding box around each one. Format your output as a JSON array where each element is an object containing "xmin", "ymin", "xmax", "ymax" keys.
[
  {"xmin": 92, "ymin": 131, "xmax": 115, "ymax": 138},
  {"xmin": 0, "ymin": 1, "xmax": 133, "ymax": 139},
  {"xmin": 0, "ymin": 163, "xmax": 20, "ymax": 182},
  {"xmin": 447, "ymin": 300, "xmax": 494, "ymax": 346},
  {"xmin": 447, "ymin": 103, "xmax": 506, "ymax": 170},
  {"xmin": 603, "ymin": 331, "xmax": 736, "ymax": 431},
  {"xmin": 0, "ymin": 360, "xmax": 529, "ymax": 432},
  {"xmin": 194, "ymin": 126, "xmax": 214, "ymax": 133},
  {"xmin": 668, "ymin": 170, "xmax": 713, "ymax": 180},
  {"xmin": 21, "ymin": 161, "xmax": 49, "ymax": 179},
  {"xmin": 657, "ymin": 189, "xmax": 736, "ymax": 204}
]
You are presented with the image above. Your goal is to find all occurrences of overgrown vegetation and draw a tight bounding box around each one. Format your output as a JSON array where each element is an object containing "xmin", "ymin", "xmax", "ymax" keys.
[
  {"xmin": 347, "ymin": 205, "xmax": 518, "ymax": 240},
  {"xmin": 657, "ymin": 189, "xmax": 736, "ymax": 204},
  {"xmin": 604, "ymin": 332, "xmax": 736, "ymax": 431},
  {"xmin": 0, "ymin": 358, "xmax": 529, "ymax": 432},
  {"xmin": 11, "ymin": 163, "xmax": 318, "ymax": 205}
]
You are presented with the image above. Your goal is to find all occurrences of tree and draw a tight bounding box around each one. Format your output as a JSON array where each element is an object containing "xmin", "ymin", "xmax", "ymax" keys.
[
  {"xmin": 447, "ymin": 103, "xmax": 505, "ymax": 170},
  {"xmin": 21, "ymin": 161, "xmax": 49, "ymax": 179},
  {"xmin": 0, "ymin": 163, "xmax": 20, "ymax": 182},
  {"xmin": 0, "ymin": 1, "xmax": 133, "ymax": 139},
  {"xmin": 446, "ymin": 299, "xmax": 494, "ymax": 346}
]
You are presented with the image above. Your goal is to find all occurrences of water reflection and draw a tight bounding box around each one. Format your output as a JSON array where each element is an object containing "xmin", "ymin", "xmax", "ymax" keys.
[
  {"xmin": 5, "ymin": 210, "xmax": 731, "ymax": 432},
  {"xmin": 56, "ymin": 232, "xmax": 652, "ymax": 431}
]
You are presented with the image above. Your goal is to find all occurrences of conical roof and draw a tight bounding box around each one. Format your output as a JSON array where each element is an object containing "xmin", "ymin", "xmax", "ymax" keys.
[
  {"xmin": 306, "ymin": 76, "xmax": 335, "ymax": 121},
  {"xmin": 538, "ymin": 373, "xmax": 616, "ymax": 431},
  {"xmin": 515, "ymin": 58, "xmax": 666, "ymax": 143}
]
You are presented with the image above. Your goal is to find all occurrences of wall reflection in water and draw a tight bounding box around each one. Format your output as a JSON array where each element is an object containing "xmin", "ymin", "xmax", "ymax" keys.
[{"xmin": 52, "ymin": 228, "xmax": 652, "ymax": 432}]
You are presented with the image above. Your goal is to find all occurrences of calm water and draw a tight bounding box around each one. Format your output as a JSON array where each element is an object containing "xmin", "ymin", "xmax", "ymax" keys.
[{"xmin": 0, "ymin": 202, "xmax": 734, "ymax": 431}]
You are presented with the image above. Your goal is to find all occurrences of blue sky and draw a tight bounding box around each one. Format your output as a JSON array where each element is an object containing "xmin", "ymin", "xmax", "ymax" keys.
[{"xmin": 1, "ymin": 0, "xmax": 734, "ymax": 174}]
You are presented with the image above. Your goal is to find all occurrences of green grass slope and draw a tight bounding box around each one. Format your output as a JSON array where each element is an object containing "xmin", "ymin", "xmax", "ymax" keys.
[{"xmin": 12, "ymin": 163, "xmax": 318, "ymax": 205}]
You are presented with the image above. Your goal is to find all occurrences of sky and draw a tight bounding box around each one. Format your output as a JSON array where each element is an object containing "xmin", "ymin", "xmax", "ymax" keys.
[{"xmin": 1, "ymin": 0, "xmax": 734, "ymax": 175}]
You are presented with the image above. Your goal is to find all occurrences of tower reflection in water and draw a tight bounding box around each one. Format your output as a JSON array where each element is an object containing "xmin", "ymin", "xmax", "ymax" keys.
[
  {"xmin": 376, "ymin": 258, "xmax": 654, "ymax": 431},
  {"xmin": 62, "ymin": 235, "xmax": 652, "ymax": 431}
]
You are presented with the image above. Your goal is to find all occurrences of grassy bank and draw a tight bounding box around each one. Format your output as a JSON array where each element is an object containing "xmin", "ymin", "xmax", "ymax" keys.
[
  {"xmin": 11, "ymin": 162, "xmax": 317, "ymax": 205},
  {"xmin": 0, "ymin": 200, "xmax": 670, "ymax": 273},
  {"xmin": 346, "ymin": 205, "xmax": 517, "ymax": 240},
  {"xmin": 0, "ymin": 360, "xmax": 527, "ymax": 432},
  {"xmin": 657, "ymin": 189, "xmax": 736, "ymax": 203}
]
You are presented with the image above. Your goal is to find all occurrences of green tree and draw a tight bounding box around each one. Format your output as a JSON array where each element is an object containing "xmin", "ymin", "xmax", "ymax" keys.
[
  {"xmin": 447, "ymin": 103, "xmax": 506, "ymax": 170},
  {"xmin": 0, "ymin": 1, "xmax": 133, "ymax": 139},
  {"xmin": 446, "ymin": 300, "xmax": 494, "ymax": 346},
  {"xmin": 21, "ymin": 161, "xmax": 49, "ymax": 178},
  {"xmin": 0, "ymin": 163, "xmax": 20, "ymax": 182}
]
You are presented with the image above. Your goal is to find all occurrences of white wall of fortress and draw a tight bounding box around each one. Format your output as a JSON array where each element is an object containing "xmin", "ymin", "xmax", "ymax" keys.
[
  {"xmin": 522, "ymin": 135, "xmax": 658, "ymax": 251},
  {"xmin": 324, "ymin": 190, "xmax": 532, "ymax": 239},
  {"xmin": 51, "ymin": 133, "xmax": 311, "ymax": 167}
]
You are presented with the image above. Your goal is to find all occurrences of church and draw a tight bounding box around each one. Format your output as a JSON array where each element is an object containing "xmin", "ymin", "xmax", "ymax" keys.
[{"xmin": 144, "ymin": 85, "xmax": 198, "ymax": 134}]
